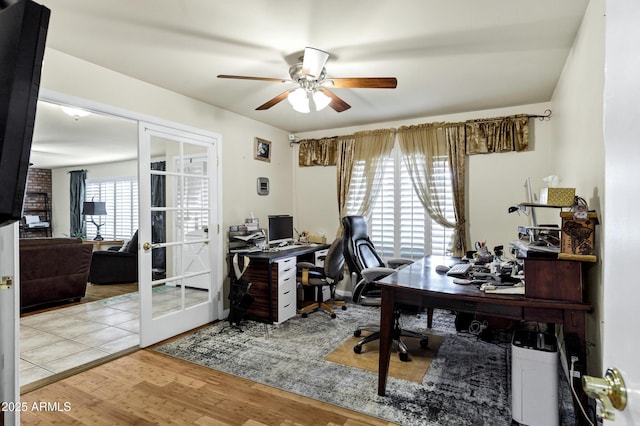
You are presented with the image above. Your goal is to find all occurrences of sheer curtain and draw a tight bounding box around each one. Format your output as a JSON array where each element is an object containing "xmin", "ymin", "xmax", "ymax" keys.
[
  {"xmin": 445, "ymin": 123, "xmax": 467, "ymax": 256},
  {"xmin": 69, "ymin": 169, "xmax": 86, "ymax": 238},
  {"xmin": 336, "ymin": 129, "xmax": 395, "ymax": 223},
  {"xmin": 397, "ymin": 123, "xmax": 466, "ymax": 257}
]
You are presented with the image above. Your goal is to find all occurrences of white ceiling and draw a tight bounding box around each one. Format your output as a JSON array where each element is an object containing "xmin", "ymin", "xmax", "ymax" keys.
[{"xmin": 30, "ymin": 0, "xmax": 589, "ymax": 168}]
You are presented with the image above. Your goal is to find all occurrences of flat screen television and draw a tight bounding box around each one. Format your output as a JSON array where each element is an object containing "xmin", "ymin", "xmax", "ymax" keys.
[
  {"xmin": 0, "ymin": 0, "xmax": 50, "ymax": 227},
  {"xmin": 267, "ymin": 215, "xmax": 293, "ymax": 245}
]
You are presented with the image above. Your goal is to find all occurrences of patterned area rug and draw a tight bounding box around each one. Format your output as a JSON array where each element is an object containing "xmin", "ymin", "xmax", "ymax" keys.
[{"xmin": 155, "ymin": 304, "xmax": 575, "ymax": 425}]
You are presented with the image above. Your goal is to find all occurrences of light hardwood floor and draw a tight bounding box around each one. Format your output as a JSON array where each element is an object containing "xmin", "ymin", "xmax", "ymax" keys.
[
  {"xmin": 20, "ymin": 285, "xmax": 392, "ymax": 424},
  {"xmin": 21, "ymin": 348, "xmax": 393, "ymax": 426}
]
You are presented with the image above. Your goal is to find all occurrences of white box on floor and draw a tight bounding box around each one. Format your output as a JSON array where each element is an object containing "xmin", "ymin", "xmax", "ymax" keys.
[{"xmin": 511, "ymin": 330, "xmax": 559, "ymax": 426}]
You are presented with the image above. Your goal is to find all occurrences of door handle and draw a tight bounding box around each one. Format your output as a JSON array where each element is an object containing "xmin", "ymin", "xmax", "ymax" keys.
[
  {"xmin": 582, "ymin": 367, "xmax": 627, "ymax": 420},
  {"xmin": 143, "ymin": 242, "xmax": 162, "ymax": 251}
]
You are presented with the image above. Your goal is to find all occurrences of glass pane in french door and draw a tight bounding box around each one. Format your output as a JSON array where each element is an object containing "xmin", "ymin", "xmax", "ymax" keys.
[{"xmin": 149, "ymin": 136, "xmax": 211, "ymax": 319}]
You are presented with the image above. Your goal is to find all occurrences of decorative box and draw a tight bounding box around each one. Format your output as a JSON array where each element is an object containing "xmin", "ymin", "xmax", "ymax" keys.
[
  {"xmin": 539, "ymin": 187, "xmax": 575, "ymax": 206},
  {"xmin": 308, "ymin": 235, "xmax": 326, "ymax": 244},
  {"xmin": 560, "ymin": 212, "xmax": 598, "ymax": 256}
]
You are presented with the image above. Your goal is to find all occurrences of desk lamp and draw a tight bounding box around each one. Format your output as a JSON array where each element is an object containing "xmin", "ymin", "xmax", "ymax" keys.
[{"xmin": 82, "ymin": 201, "xmax": 107, "ymax": 241}]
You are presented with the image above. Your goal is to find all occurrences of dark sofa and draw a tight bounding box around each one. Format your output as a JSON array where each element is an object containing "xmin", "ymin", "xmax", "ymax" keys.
[
  {"xmin": 88, "ymin": 231, "xmax": 138, "ymax": 284},
  {"xmin": 19, "ymin": 238, "xmax": 93, "ymax": 310}
]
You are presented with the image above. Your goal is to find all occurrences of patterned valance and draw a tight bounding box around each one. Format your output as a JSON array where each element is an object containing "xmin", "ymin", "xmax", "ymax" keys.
[
  {"xmin": 298, "ymin": 113, "xmax": 535, "ymax": 166},
  {"xmin": 465, "ymin": 114, "xmax": 529, "ymax": 154},
  {"xmin": 298, "ymin": 137, "xmax": 340, "ymax": 166}
]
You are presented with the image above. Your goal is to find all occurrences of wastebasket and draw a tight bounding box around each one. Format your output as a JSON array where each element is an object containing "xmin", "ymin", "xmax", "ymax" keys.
[{"xmin": 511, "ymin": 329, "xmax": 559, "ymax": 426}]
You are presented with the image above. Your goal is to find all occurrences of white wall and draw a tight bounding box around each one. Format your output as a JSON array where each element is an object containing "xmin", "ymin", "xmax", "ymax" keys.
[
  {"xmin": 51, "ymin": 160, "xmax": 137, "ymax": 237},
  {"xmin": 550, "ymin": 0, "xmax": 605, "ymax": 375},
  {"xmin": 41, "ymin": 48, "xmax": 292, "ymax": 239},
  {"xmin": 293, "ymin": 102, "xmax": 558, "ymax": 251}
]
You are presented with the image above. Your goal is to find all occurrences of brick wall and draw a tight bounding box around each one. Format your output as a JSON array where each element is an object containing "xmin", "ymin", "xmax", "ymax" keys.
[{"xmin": 20, "ymin": 168, "xmax": 52, "ymax": 238}]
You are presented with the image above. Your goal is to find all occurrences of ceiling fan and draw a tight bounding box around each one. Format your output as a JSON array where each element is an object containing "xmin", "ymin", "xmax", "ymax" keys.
[{"xmin": 217, "ymin": 47, "xmax": 397, "ymax": 113}]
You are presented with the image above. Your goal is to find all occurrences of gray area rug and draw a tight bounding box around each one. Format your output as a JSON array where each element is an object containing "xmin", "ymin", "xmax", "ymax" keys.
[{"xmin": 155, "ymin": 304, "xmax": 575, "ymax": 425}]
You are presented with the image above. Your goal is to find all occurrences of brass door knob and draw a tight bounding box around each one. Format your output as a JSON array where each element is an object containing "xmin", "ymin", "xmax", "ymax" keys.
[
  {"xmin": 143, "ymin": 242, "xmax": 151, "ymax": 251},
  {"xmin": 582, "ymin": 367, "xmax": 627, "ymax": 420}
]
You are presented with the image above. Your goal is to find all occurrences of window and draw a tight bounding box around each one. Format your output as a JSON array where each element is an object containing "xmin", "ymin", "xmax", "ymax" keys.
[
  {"xmin": 85, "ymin": 177, "xmax": 138, "ymax": 240},
  {"xmin": 174, "ymin": 155, "xmax": 209, "ymax": 235},
  {"xmin": 346, "ymin": 145, "xmax": 455, "ymax": 259}
]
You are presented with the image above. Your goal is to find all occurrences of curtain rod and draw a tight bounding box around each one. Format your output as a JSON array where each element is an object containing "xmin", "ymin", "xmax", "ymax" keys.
[
  {"xmin": 292, "ymin": 109, "xmax": 553, "ymax": 147},
  {"xmin": 527, "ymin": 109, "xmax": 552, "ymax": 121}
]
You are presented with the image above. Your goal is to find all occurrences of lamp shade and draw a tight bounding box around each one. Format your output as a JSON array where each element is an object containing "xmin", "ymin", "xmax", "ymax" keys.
[
  {"xmin": 312, "ymin": 90, "xmax": 331, "ymax": 111},
  {"xmin": 82, "ymin": 201, "xmax": 107, "ymax": 215},
  {"xmin": 287, "ymin": 88, "xmax": 310, "ymax": 113}
]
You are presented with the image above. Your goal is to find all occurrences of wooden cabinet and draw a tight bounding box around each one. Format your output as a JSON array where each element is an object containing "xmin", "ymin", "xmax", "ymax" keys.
[
  {"xmin": 242, "ymin": 255, "xmax": 296, "ymax": 324},
  {"xmin": 231, "ymin": 245, "xmax": 330, "ymax": 324},
  {"xmin": 523, "ymin": 258, "xmax": 583, "ymax": 302}
]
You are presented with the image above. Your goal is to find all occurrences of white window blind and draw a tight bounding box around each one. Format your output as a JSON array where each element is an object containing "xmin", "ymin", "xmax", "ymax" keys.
[
  {"xmin": 86, "ymin": 177, "xmax": 138, "ymax": 240},
  {"xmin": 175, "ymin": 156, "xmax": 209, "ymax": 234},
  {"xmin": 346, "ymin": 145, "xmax": 455, "ymax": 259}
]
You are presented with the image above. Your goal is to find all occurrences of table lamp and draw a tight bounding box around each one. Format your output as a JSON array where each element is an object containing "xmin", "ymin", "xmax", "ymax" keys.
[{"xmin": 82, "ymin": 201, "xmax": 107, "ymax": 241}]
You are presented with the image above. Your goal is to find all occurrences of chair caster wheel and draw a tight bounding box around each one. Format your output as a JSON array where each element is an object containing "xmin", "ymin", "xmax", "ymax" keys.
[
  {"xmin": 420, "ymin": 338, "xmax": 429, "ymax": 348},
  {"xmin": 354, "ymin": 330, "xmax": 362, "ymax": 337},
  {"xmin": 331, "ymin": 313, "xmax": 337, "ymax": 319},
  {"xmin": 302, "ymin": 313, "xmax": 308, "ymax": 318},
  {"xmin": 353, "ymin": 345, "xmax": 362, "ymax": 354},
  {"xmin": 399, "ymin": 352, "xmax": 410, "ymax": 362},
  {"xmin": 341, "ymin": 306, "xmax": 347, "ymax": 310}
]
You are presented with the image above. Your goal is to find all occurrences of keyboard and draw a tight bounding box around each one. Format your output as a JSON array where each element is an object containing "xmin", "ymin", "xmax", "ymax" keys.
[
  {"xmin": 446, "ymin": 263, "xmax": 472, "ymax": 277},
  {"xmin": 272, "ymin": 244, "xmax": 305, "ymax": 251}
]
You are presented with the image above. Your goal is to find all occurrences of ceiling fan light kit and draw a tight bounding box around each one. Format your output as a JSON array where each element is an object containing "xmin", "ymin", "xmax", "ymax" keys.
[
  {"xmin": 218, "ymin": 47, "xmax": 397, "ymax": 114},
  {"xmin": 61, "ymin": 106, "xmax": 91, "ymax": 119},
  {"xmin": 287, "ymin": 87, "xmax": 332, "ymax": 113}
]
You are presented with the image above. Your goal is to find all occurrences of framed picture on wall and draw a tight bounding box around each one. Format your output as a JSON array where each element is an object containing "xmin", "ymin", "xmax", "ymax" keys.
[{"xmin": 254, "ymin": 137, "xmax": 271, "ymax": 162}]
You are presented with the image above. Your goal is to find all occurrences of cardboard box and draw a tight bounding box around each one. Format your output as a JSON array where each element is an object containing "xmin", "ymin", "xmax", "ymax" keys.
[
  {"xmin": 539, "ymin": 187, "xmax": 575, "ymax": 206},
  {"xmin": 560, "ymin": 212, "xmax": 598, "ymax": 256},
  {"xmin": 308, "ymin": 235, "xmax": 326, "ymax": 244}
]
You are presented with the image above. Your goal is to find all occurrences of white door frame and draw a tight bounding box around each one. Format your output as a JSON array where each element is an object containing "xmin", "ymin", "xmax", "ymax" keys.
[
  {"xmin": 0, "ymin": 223, "xmax": 20, "ymax": 425},
  {"xmin": 21, "ymin": 87, "xmax": 224, "ymax": 342}
]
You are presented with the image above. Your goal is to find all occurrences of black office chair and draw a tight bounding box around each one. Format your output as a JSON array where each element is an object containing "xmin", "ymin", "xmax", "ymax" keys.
[
  {"xmin": 297, "ymin": 238, "xmax": 347, "ymax": 319},
  {"xmin": 342, "ymin": 215, "xmax": 431, "ymax": 361}
]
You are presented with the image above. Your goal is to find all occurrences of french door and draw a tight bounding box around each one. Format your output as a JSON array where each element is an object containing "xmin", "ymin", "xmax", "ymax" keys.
[{"xmin": 138, "ymin": 122, "xmax": 222, "ymax": 347}]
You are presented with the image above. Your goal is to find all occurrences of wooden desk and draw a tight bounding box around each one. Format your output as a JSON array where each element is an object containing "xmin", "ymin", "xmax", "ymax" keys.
[
  {"xmin": 229, "ymin": 244, "xmax": 330, "ymax": 324},
  {"xmin": 375, "ymin": 255, "xmax": 592, "ymax": 396}
]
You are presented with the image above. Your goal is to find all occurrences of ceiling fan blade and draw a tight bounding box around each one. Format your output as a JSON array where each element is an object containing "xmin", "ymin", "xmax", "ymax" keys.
[
  {"xmin": 319, "ymin": 88, "xmax": 351, "ymax": 113},
  {"xmin": 302, "ymin": 47, "xmax": 329, "ymax": 79},
  {"xmin": 217, "ymin": 74, "xmax": 290, "ymax": 83},
  {"xmin": 256, "ymin": 89, "xmax": 293, "ymax": 110},
  {"xmin": 325, "ymin": 77, "xmax": 397, "ymax": 89}
]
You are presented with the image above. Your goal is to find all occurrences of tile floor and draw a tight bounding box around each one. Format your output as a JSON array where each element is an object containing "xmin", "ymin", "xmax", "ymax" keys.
[{"xmin": 20, "ymin": 286, "xmax": 209, "ymax": 387}]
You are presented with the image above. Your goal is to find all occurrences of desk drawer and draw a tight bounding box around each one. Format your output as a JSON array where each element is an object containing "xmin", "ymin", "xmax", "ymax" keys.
[
  {"xmin": 277, "ymin": 256, "xmax": 296, "ymax": 275},
  {"xmin": 279, "ymin": 285, "xmax": 297, "ymax": 308},
  {"xmin": 425, "ymin": 298, "xmax": 523, "ymax": 320},
  {"xmin": 277, "ymin": 298, "xmax": 296, "ymax": 323}
]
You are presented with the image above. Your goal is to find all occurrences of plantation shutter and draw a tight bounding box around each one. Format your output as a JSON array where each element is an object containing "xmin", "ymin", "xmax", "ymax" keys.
[
  {"xmin": 345, "ymin": 146, "xmax": 455, "ymax": 259},
  {"xmin": 85, "ymin": 177, "xmax": 139, "ymax": 240},
  {"xmin": 176, "ymin": 156, "xmax": 209, "ymax": 234}
]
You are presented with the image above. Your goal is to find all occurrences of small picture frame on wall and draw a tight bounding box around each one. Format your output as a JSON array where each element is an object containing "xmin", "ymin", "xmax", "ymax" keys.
[{"xmin": 254, "ymin": 137, "xmax": 271, "ymax": 162}]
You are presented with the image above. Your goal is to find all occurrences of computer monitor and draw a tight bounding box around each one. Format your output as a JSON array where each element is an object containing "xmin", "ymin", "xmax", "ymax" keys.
[{"xmin": 268, "ymin": 215, "xmax": 293, "ymax": 245}]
